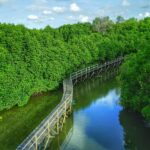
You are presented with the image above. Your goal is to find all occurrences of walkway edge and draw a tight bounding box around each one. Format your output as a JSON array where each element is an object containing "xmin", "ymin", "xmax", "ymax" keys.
[{"xmin": 16, "ymin": 57, "xmax": 124, "ymax": 150}]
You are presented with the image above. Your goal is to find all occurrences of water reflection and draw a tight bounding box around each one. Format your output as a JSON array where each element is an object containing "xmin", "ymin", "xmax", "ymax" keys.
[
  {"xmin": 1, "ymin": 69, "xmax": 149, "ymax": 150},
  {"xmin": 50, "ymin": 69, "xmax": 150, "ymax": 150},
  {"xmin": 50, "ymin": 70, "xmax": 125, "ymax": 150},
  {"xmin": 0, "ymin": 91, "xmax": 61, "ymax": 150},
  {"xmin": 47, "ymin": 114, "xmax": 74, "ymax": 150},
  {"xmin": 74, "ymin": 69, "xmax": 120, "ymax": 111},
  {"xmin": 120, "ymin": 110, "xmax": 150, "ymax": 150},
  {"xmin": 95, "ymin": 90, "xmax": 120, "ymax": 108},
  {"xmin": 64, "ymin": 89, "xmax": 124, "ymax": 150}
]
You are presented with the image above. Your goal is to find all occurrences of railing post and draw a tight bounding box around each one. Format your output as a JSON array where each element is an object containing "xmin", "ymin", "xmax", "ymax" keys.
[
  {"xmin": 17, "ymin": 57, "xmax": 124, "ymax": 150},
  {"xmin": 86, "ymin": 67, "xmax": 87, "ymax": 78},
  {"xmin": 65, "ymin": 100, "xmax": 67, "ymax": 113},
  {"xmin": 47, "ymin": 122, "xmax": 50, "ymax": 134},
  {"xmin": 76, "ymin": 72, "xmax": 77, "ymax": 83},
  {"xmin": 81, "ymin": 70, "xmax": 83, "ymax": 81},
  {"xmin": 56, "ymin": 110, "xmax": 59, "ymax": 134},
  {"xmin": 35, "ymin": 135, "xmax": 38, "ymax": 150}
]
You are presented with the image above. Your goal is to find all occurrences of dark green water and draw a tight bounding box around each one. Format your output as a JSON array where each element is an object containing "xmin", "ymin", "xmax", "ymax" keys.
[
  {"xmin": 0, "ymin": 91, "xmax": 62, "ymax": 150},
  {"xmin": 0, "ymin": 73, "xmax": 150, "ymax": 150}
]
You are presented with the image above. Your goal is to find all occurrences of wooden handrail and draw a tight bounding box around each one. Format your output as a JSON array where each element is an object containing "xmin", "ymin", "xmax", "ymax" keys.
[{"xmin": 16, "ymin": 57, "xmax": 124, "ymax": 150}]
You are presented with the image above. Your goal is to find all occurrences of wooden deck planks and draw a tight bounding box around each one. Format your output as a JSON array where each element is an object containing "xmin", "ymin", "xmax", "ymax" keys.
[{"xmin": 16, "ymin": 57, "xmax": 123, "ymax": 150}]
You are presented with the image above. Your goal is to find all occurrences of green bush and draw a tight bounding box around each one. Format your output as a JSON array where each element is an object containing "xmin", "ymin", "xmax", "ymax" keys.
[
  {"xmin": 120, "ymin": 48, "xmax": 150, "ymax": 120},
  {"xmin": 0, "ymin": 17, "xmax": 150, "ymax": 111},
  {"xmin": 142, "ymin": 105, "xmax": 150, "ymax": 121}
]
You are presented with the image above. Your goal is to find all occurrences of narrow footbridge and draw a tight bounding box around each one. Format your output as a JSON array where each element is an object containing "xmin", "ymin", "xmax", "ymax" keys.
[{"xmin": 16, "ymin": 57, "xmax": 124, "ymax": 150}]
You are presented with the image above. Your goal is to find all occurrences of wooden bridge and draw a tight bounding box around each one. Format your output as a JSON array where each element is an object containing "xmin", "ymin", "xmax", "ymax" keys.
[{"xmin": 16, "ymin": 57, "xmax": 123, "ymax": 150}]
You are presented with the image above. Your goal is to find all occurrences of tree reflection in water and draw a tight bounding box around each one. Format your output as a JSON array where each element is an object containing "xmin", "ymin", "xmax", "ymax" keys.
[{"xmin": 120, "ymin": 110, "xmax": 150, "ymax": 150}]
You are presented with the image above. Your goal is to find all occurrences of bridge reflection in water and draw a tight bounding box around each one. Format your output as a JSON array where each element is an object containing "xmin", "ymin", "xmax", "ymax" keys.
[
  {"xmin": 48, "ymin": 68, "xmax": 120, "ymax": 150},
  {"xmin": 50, "ymin": 68, "xmax": 150, "ymax": 150},
  {"xmin": 17, "ymin": 57, "xmax": 123, "ymax": 150}
]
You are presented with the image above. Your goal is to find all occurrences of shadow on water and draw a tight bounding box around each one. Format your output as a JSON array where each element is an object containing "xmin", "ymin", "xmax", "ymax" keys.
[{"xmin": 120, "ymin": 110, "xmax": 150, "ymax": 150}]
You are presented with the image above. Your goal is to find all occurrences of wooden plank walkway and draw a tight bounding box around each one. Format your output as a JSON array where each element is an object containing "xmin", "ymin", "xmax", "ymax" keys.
[{"xmin": 16, "ymin": 57, "xmax": 123, "ymax": 150}]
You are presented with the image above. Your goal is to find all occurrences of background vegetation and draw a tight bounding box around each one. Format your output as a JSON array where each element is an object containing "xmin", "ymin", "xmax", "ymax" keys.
[
  {"xmin": 120, "ymin": 48, "xmax": 150, "ymax": 120},
  {"xmin": 0, "ymin": 17, "xmax": 150, "ymax": 120}
]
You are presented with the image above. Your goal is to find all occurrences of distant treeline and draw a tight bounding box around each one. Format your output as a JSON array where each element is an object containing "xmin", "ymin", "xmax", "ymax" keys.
[{"xmin": 0, "ymin": 17, "xmax": 150, "ymax": 120}]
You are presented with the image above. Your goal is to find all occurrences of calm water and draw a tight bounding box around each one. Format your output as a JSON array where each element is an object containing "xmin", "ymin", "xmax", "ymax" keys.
[
  {"xmin": 50, "ymin": 73, "xmax": 150, "ymax": 150},
  {"xmin": 0, "ymin": 72, "xmax": 150, "ymax": 150},
  {"xmin": 0, "ymin": 90, "xmax": 62, "ymax": 150}
]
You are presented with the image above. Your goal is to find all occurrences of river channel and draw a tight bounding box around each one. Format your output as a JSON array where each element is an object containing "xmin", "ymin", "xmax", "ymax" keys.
[{"xmin": 0, "ymin": 71, "xmax": 150, "ymax": 150}]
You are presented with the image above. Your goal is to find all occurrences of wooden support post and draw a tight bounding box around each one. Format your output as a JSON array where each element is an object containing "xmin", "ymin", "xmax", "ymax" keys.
[
  {"xmin": 81, "ymin": 70, "xmax": 83, "ymax": 81},
  {"xmin": 43, "ymin": 136, "xmax": 50, "ymax": 150},
  {"xmin": 85, "ymin": 68, "xmax": 87, "ymax": 79},
  {"xmin": 56, "ymin": 110, "xmax": 59, "ymax": 134},
  {"xmin": 76, "ymin": 72, "xmax": 77, "ymax": 84},
  {"xmin": 65, "ymin": 101, "xmax": 67, "ymax": 118},
  {"xmin": 105, "ymin": 62, "xmax": 106, "ymax": 71},
  {"xmin": 60, "ymin": 101, "xmax": 68, "ymax": 131},
  {"xmin": 47, "ymin": 122, "xmax": 50, "ymax": 134},
  {"xmin": 99, "ymin": 68, "xmax": 102, "ymax": 74},
  {"xmin": 68, "ymin": 101, "xmax": 72, "ymax": 114},
  {"xmin": 16, "ymin": 57, "xmax": 124, "ymax": 150},
  {"xmin": 43, "ymin": 123, "xmax": 52, "ymax": 150},
  {"xmin": 35, "ymin": 135, "xmax": 38, "ymax": 150},
  {"xmin": 51, "ymin": 128, "xmax": 58, "ymax": 136}
]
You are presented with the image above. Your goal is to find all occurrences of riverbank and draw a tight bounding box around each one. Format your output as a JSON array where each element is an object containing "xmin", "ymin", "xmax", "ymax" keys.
[{"xmin": 0, "ymin": 91, "xmax": 62, "ymax": 150}]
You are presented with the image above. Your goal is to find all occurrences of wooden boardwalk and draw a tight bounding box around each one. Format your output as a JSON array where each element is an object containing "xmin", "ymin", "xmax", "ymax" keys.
[{"xmin": 16, "ymin": 57, "xmax": 123, "ymax": 150}]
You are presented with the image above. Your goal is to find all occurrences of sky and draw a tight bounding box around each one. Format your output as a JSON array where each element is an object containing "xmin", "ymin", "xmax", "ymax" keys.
[{"xmin": 0, "ymin": 0, "xmax": 150, "ymax": 28}]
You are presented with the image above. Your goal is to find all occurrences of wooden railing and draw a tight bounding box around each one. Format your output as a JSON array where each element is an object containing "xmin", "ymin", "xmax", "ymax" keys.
[{"xmin": 16, "ymin": 57, "xmax": 123, "ymax": 150}]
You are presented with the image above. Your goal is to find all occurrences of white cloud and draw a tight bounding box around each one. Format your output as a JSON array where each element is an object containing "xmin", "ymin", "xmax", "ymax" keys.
[
  {"xmin": 139, "ymin": 13, "xmax": 143, "ymax": 17},
  {"xmin": 27, "ymin": 15, "xmax": 39, "ymax": 20},
  {"xmin": 70, "ymin": 3, "xmax": 80, "ymax": 12},
  {"xmin": 79, "ymin": 15, "xmax": 89, "ymax": 22},
  {"xmin": 139, "ymin": 12, "xmax": 150, "ymax": 18},
  {"xmin": 52, "ymin": 6, "xmax": 65, "ymax": 13},
  {"xmin": 145, "ymin": 12, "xmax": 150, "ymax": 17},
  {"xmin": 43, "ymin": 10, "xmax": 52, "ymax": 15},
  {"xmin": 122, "ymin": 0, "xmax": 130, "ymax": 6}
]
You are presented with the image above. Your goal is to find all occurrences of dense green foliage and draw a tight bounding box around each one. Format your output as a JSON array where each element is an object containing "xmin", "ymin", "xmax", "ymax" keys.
[
  {"xmin": 0, "ymin": 17, "xmax": 150, "ymax": 111},
  {"xmin": 120, "ymin": 48, "xmax": 150, "ymax": 120}
]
